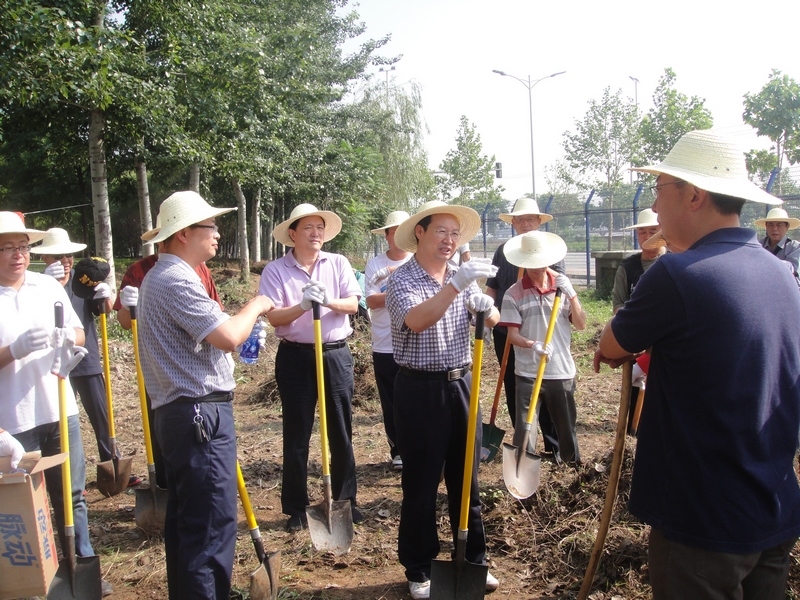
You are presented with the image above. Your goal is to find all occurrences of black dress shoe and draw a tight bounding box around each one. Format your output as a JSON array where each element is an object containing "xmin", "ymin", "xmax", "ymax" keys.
[
  {"xmin": 287, "ymin": 514, "xmax": 307, "ymax": 532},
  {"xmin": 351, "ymin": 507, "xmax": 364, "ymax": 524}
]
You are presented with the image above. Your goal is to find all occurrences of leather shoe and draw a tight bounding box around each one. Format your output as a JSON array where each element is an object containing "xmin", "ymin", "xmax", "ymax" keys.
[
  {"xmin": 351, "ymin": 506, "xmax": 364, "ymax": 524},
  {"xmin": 101, "ymin": 579, "xmax": 113, "ymax": 596},
  {"xmin": 286, "ymin": 514, "xmax": 307, "ymax": 532}
]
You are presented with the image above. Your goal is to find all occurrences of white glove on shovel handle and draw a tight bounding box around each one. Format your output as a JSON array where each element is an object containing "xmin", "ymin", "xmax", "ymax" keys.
[
  {"xmin": 533, "ymin": 340, "xmax": 553, "ymax": 359},
  {"xmin": 120, "ymin": 286, "xmax": 139, "ymax": 308}
]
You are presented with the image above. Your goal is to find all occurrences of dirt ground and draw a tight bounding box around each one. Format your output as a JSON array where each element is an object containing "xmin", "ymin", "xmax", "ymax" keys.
[{"xmin": 59, "ymin": 267, "xmax": 800, "ymax": 599}]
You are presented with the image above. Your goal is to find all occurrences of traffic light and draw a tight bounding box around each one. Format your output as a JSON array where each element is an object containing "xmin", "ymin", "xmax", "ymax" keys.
[{"xmin": 495, "ymin": 162, "xmax": 502, "ymax": 178}]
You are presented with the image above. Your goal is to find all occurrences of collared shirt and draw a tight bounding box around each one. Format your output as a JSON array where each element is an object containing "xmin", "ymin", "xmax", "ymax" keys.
[
  {"xmin": 386, "ymin": 256, "xmax": 480, "ymax": 371},
  {"xmin": 138, "ymin": 253, "xmax": 234, "ymax": 409},
  {"xmin": 760, "ymin": 235, "xmax": 800, "ymax": 275},
  {"xmin": 0, "ymin": 272, "xmax": 83, "ymax": 434},
  {"xmin": 259, "ymin": 249, "xmax": 361, "ymax": 344}
]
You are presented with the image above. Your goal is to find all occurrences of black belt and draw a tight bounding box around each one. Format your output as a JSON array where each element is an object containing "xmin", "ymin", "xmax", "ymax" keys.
[
  {"xmin": 398, "ymin": 365, "xmax": 469, "ymax": 381},
  {"xmin": 175, "ymin": 391, "xmax": 234, "ymax": 403},
  {"xmin": 280, "ymin": 339, "xmax": 347, "ymax": 351}
]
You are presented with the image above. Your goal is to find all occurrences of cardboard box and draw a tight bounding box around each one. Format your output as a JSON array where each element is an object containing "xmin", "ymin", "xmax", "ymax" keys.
[{"xmin": 0, "ymin": 451, "xmax": 66, "ymax": 600}]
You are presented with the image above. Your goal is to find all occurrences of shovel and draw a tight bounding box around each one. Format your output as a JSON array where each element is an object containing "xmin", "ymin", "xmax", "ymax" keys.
[
  {"xmin": 305, "ymin": 301, "xmax": 354, "ymax": 555},
  {"xmin": 578, "ymin": 361, "xmax": 633, "ymax": 600},
  {"xmin": 430, "ymin": 310, "xmax": 489, "ymax": 600},
  {"xmin": 96, "ymin": 311, "xmax": 132, "ymax": 497},
  {"xmin": 502, "ymin": 288, "xmax": 562, "ymax": 500},
  {"xmin": 48, "ymin": 302, "xmax": 103, "ymax": 600},
  {"xmin": 629, "ymin": 385, "xmax": 645, "ymax": 436},
  {"xmin": 129, "ymin": 305, "xmax": 168, "ymax": 535},
  {"xmin": 237, "ymin": 461, "xmax": 281, "ymax": 600}
]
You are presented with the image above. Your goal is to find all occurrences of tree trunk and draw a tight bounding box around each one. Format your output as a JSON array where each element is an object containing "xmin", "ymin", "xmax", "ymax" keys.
[
  {"xmin": 264, "ymin": 195, "xmax": 274, "ymax": 261},
  {"xmin": 232, "ymin": 179, "xmax": 249, "ymax": 282},
  {"xmin": 136, "ymin": 158, "xmax": 154, "ymax": 257},
  {"xmin": 89, "ymin": 108, "xmax": 116, "ymax": 287},
  {"xmin": 189, "ymin": 164, "xmax": 201, "ymax": 193},
  {"xmin": 251, "ymin": 188, "xmax": 261, "ymax": 263}
]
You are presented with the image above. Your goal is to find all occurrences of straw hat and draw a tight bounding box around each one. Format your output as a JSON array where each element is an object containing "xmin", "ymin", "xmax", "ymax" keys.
[
  {"xmin": 499, "ymin": 197, "xmax": 553, "ymax": 225},
  {"xmin": 631, "ymin": 129, "xmax": 781, "ymax": 205},
  {"xmin": 141, "ymin": 213, "xmax": 161, "ymax": 242},
  {"xmin": 623, "ymin": 208, "xmax": 659, "ymax": 230},
  {"xmin": 370, "ymin": 210, "xmax": 410, "ymax": 233},
  {"xmin": 753, "ymin": 207, "xmax": 800, "ymax": 229},
  {"xmin": 0, "ymin": 212, "xmax": 46, "ymax": 244},
  {"xmin": 642, "ymin": 231, "xmax": 668, "ymax": 250},
  {"xmin": 272, "ymin": 203, "xmax": 342, "ymax": 247},
  {"xmin": 29, "ymin": 228, "xmax": 87, "ymax": 255},
  {"xmin": 394, "ymin": 200, "xmax": 482, "ymax": 253},
  {"xmin": 148, "ymin": 191, "xmax": 236, "ymax": 245},
  {"xmin": 503, "ymin": 231, "xmax": 567, "ymax": 269}
]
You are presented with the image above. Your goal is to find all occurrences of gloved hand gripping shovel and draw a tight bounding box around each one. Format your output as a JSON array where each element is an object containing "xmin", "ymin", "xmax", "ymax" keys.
[
  {"xmin": 237, "ymin": 461, "xmax": 281, "ymax": 600},
  {"xmin": 96, "ymin": 311, "xmax": 132, "ymax": 497},
  {"xmin": 47, "ymin": 302, "xmax": 102, "ymax": 600},
  {"xmin": 305, "ymin": 302, "xmax": 354, "ymax": 555},
  {"xmin": 429, "ymin": 310, "xmax": 489, "ymax": 600},
  {"xmin": 502, "ymin": 288, "xmax": 562, "ymax": 499},
  {"xmin": 130, "ymin": 305, "xmax": 168, "ymax": 534}
]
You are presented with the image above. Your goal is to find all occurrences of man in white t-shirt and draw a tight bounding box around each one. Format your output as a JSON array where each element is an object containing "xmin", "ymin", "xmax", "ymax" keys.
[{"xmin": 365, "ymin": 211, "xmax": 412, "ymax": 470}]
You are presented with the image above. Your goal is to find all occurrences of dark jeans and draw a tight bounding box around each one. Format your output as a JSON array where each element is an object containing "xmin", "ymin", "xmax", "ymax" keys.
[
  {"xmin": 155, "ymin": 400, "xmax": 238, "ymax": 600},
  {"xmin": 70, "ymin": 373, "xmax": 114, "ymax": 462},
  {"xmin": 275, "ymin": 343, "xmax": 357, "ymax": 518},
  {"xmin": 394, "ymin": 370, "xmax": 486, "ymax": 582},
  {"xmin": 373, "ymin": 351, "xmax": 400, "ymax": 459},
  {"xmin": 492, "ymin": 327, "xmax": 559, "ymax": 454},
  {"xmin": 648, "ymin": 527, "xmax": 796, "ymax": 600},
  {"xmin": 12, "ymin": 416, "xmax": 94, "ymax": 557}
]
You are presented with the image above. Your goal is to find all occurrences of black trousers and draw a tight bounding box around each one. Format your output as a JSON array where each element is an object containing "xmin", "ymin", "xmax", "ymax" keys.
[
  {"xmin": 373, "ymin": 351, "xmax": 400, "ymax": 459},
  {"xmin": 394, "ymin": 370, "xmax": 486, "ymax": 582},
  {"xmin": 70, "ymin": 372, "xmax": 114, "ymax": 462},
  {"xmin": 492, "ymin": 327, "xmax": 559, "ymax": 454},
  {"xmin": 275, "ymin": 343, "xmax": 357, "ymax": 518}
]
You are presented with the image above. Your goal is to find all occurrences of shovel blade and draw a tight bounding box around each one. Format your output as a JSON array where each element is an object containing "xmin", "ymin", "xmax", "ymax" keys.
[
  {"xmin": 47, "ymin": 555, "xmax": 102, "ymax": 600},
  {"xmin": 502, "ymin": 442, "xmax": 541, "ymax": 500},
  {"xmin": 249, "ymin": 551, "xmax": 282, "ymax": 600},
  {"xmin": 429, "ymin": 558, "xmax": 488, "ymax": 600},
  {"xmin": 96, "ymin": 456, "xmax": 133, "ymax": 498},
  {"xmin": 134, "ymin": 484, "xmax": 168, "ymax": 535},
  {"xmin": 480, "ymin": 422, "xmax": 506, "ymax": 463},
  {"xmin": 306, "ymin": 499, "xmax": 353, "ymax": 556}
]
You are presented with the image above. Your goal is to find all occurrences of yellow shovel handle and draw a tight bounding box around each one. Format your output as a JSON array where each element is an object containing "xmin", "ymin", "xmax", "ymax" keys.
[
  {"xmin": 524, "ymin": 290, "xmax": 562, "ymax": 426},
  {"xmin": 129, "ymin": 307, "xmax": 155, "ymax": 465},
  {"xmin": 99, "ymin": 312, "xmax": 116, "ymax": 439},
  {"xmin": 237, "ymin": 461, "xmax": 259, "ymax": 531},
  {"xmin": 312, "ymin": 303, "xmax": 331, "ymax": 479},
  {"xmin": 55, "ymin": 302, "xmax": 74, "ymax": 529}
]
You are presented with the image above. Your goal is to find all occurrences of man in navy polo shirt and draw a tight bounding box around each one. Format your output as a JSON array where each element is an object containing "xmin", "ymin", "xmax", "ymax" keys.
[{"xmin": 594, "ymin": 130, "xmax": 800, "ymax": 599}]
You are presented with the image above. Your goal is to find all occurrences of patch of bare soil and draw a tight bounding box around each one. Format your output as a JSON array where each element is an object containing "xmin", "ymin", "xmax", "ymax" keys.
[{"xmin": 65, "ymin": 266, "xmax": 800, "ymax": 600}]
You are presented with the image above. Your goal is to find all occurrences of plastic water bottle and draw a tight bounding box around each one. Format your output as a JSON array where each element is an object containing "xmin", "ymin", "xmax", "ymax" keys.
[{"xmin": 239, "ymin": 321, "xmax": 261, "ymax": 364}]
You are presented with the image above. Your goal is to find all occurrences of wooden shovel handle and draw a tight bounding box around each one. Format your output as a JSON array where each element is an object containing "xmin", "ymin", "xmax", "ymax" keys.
[{"xmin": 489, "ymin": 268, "xmax": 524, "ymax": 424}]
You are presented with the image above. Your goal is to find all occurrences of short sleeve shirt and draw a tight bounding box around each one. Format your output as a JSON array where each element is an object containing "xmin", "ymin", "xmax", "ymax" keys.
[
  {"xmin": 65, "ymin": 271, "xmax": 102, "ymax": 377},
  {"xmin": 365, "ymin": 252, "xmax": 412, "ymax": 353}
]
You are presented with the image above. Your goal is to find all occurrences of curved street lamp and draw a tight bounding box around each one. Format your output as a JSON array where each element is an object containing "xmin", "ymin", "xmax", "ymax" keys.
[{"xmin": 492, "ymin": 69, "xmax": 566, "ymax": 200}]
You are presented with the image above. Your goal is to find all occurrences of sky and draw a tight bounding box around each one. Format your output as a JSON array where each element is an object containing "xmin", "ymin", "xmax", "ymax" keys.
[{"xmin": 344, "ymin": 0, "xmax": 800, "ymax": 203}]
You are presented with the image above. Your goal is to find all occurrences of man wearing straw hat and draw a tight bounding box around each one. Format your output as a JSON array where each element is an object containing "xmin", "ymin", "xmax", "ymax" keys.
[
  {"xmin": 137, "ymin": 191, "xmax": 274, "ymax": 599},
  {"xmin": 595, "ymin": 130, "xmax": 800, "ymax": 598},
  {"xmin": 611, "ymin": 208, "xmax": 665, "ymax": 313},
  {"xmin": 499, "ymin": 230, "xmax": 586, "ymax": 464},
  {"xmin": 386, "ymin": 200, "xmax": 501, "ymax": 598},
  {"xmin": 754, "ymin": 207, "xmax": 800, "ymax": 278},
  {"xmin": 0, "ymin": 212, "xmax": 115, "ymax": 594},
  {"xmin": 486, "ymin": 197, "xmax": 563, "ymax": 459},
  {"xmin": 365, "ymin": 210, "xmax": 412, "ymax": 470},
  {"xmin": 259, "ymin": 203, "xmax": 363, "ymax": 532}
]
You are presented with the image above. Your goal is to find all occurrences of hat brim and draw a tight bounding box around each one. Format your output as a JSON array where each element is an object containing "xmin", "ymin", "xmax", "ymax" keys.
[
  {"xmin": 753, "ymin": 217, "xmax": 800, "ymax": 229},
  {"xmin": 498, "ymin": 211, "xmax": 553, "ymax": 225},
  {"xmin": 623, "ymin": 222, "xmax": 660, "ymax": 231},
  {"xmin": 394, "ymin": 205, "xmax": 481, "ymax": 253},
  {"xmin": 2, "ymin": 229, "xmax": 47, "ymax": 244},
  {"xmin": 272, "ymin": 210, "xmax": 342, "ymax": 247},
  {"xmin": 503, "ymin": 231, "xmax": 567, "ymax": 269},
  {"xmin": 141, "ymin": 227, "xmax": 160, "ymax": 242},
  {"xmin": 149, "ymin": 206, "xmax": 236, "ymax": 245},
  {"xmin": 30, "ymin": 241, "xmax": 87, "ymax": 254},
  {"xmin": 641, "ymin": 231, "xmax": 668, "ymax": 250}
]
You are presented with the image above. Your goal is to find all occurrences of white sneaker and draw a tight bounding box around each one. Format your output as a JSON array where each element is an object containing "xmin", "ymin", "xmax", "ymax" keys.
[
  {"xmin": 408, "ymin": 580, "xmax": 430, "ymax": 599},
  {"xmin": 392, "ymin": 456, "xmax": 403, "ymax": 470},
  {"xmin": 486, "ymin": 571, "xmax": 499, "ymax": 592}
]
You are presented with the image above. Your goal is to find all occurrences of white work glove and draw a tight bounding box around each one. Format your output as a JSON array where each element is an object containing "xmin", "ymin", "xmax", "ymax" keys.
[
  {"xmin": 369, "ymin": 266, "xmax": 392, "ymax": 287},
  {"xmin": 120, "ymin": 286, "xmax": 139, "ymax": 308},
  {"xmin": 532, "ymin": 340, "xmax": 553, "ymax": 360},
  {"xmin": 93, "ymin": 282, "xmax": 111, "ymax": 300},
  {"xmin": 555, "ymin": 273, "xmax": 577, "ymax": 300},
  {"xmin": 458, "ymin": 243, "xmax": 470, "ymax": 254},
  {"xmin": 632, "ymin": 362, "xmax": 646, "ymax": 388},
  {"xmin": 50, "ymin": 328, "xmax": 88, "ymax": 379},
  {"xmin": 300, "ymin": 281, "xmax": 330, "ymax": 308},
  {"xmin": 466, "ymin": 293, "xmax": 494, "ymax": 316},
  {"xmin": 450, "ymin": 261, "xmax": 498, "ymax": 293},
  {"xmin": 9, "ymin": 326, "xmax": 52, "ymax": 360},
  {"xmin": 0, "ymin": 431, "xmax": 25, "ymax": 470},
  {"xmin": 44, "ymin": 261, "xmax": 65, "ymax": 280}
]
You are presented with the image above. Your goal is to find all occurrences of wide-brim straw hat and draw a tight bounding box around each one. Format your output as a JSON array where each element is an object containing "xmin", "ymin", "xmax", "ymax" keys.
[
  {"xmin": 371, "ymin": 210, "xmax": 410, "ymax": 233},
  {"xmin": 29, "ymin": 228, "xmax": 87, "ymax": 255},
  {"xmin": 0, "ymin": 212, "xmax": 47, "ymax": 244},
  {"xmin": 141, "ymin": 213, "xmax": 162, "ymax": 242},
  {"xmin": 148, "ymin": 191, "xmax": 236, "ymax": 245},
  {"xmin": 272, "ymin": 203, "xmax": 342, "ymax": 247},
  {"xmin": 499, "ymin": 197, "xmax": 553, "ymax": 225},
  {"xmin": 754, "ymin": 207, "xmax": 800, "ymax": 229},
  {"xmin": 623, "ymin": 208, "xmax": 659, "ymax": 230},
  {"xmin": 631, "ymin": 129, "xmax": 781, "ymax": 205},
  {"xmin": 642, "ymin": 231, "xmax": 668, "ymax": 250},
  {"xmin": 394, "ymin": 200, "xmax": 481, "ymax": 253},
  {"xmin": 503, "ymin": 230, "xmax": 567, "ymax": 269}
]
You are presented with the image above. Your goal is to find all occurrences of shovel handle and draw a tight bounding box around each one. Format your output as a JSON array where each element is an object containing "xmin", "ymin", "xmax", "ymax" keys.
[
  {"xmin": 630, "ymin": 387, "xmax": 645, "ymax": 435},
  {"xmin": 523, "ymin": 289, "xmax": 562, "ymax": 427},
  {"xmin": 55, "ymin": 303, "xmax": 74, "ymax": 530},
  {"xmin": 489, "ymin": 267, "xmax": 523, "ymax": 424},
  {"xmin": 99, "ymin": 312, "xmax": 117, "ymax": 440},
  {"xmin": 312, "ymin": 302, "xmax": 332, "ymax": 479},
  {"xmin": 129, "ymin": 307, "xmax": 156, "ymax": 466}
]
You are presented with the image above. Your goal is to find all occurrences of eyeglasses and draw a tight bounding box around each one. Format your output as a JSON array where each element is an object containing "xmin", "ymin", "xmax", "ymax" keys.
[
  {"xmin": 432, "ymin": 229, "xmax": 460, "ymax": 242},
  {"xmin": 0, "ymin": 245, "xmax": 32, "ymax": 255},
  {"xmin": 650, "ymin": 181, "xmax": 682, "ymax": 199},
  {"xmin": 190, "ymin": 224, "xmax": 219, "ymax": 233}
]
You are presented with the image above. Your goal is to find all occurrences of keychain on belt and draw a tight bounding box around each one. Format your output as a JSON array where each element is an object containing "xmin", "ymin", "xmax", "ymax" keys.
[{"xmin": 193, "ymin": 404, "xmax": 209, "ymax": 443}]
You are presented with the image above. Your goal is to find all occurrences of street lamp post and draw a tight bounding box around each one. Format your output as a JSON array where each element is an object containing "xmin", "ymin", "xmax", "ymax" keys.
[
  {"xmin": 379, "ymin": 66, "xmax": 395, "ymax": 98},
  {"xmin": 492, "ymin": 69, "xmax": 566, "ymax": 200},
  {"xmin": 629, "ymin": 75, "xmax": 639, "ymax": 109}
]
